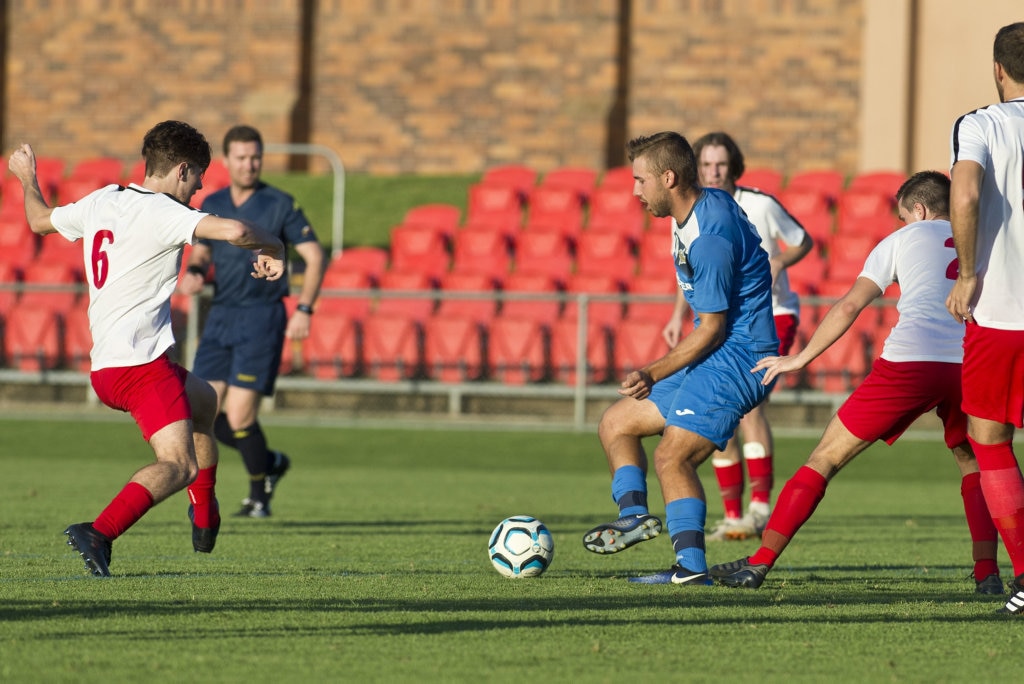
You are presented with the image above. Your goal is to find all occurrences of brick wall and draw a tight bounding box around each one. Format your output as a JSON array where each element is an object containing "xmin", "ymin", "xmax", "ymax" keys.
[{"xmin": 4, "ymin": 0, "xmax": 862, "ymax": 177}]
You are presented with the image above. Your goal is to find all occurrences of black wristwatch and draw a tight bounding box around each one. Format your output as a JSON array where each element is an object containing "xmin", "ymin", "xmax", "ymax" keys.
[{"xmin": 296, "ymin": 304, "xmax": 314, "ymax": 315}]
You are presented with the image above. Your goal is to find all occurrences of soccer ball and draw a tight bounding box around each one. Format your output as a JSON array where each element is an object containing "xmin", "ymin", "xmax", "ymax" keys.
[{"xmin": 487, "ymin": 515, "xmax": 554, "ymax": 578}]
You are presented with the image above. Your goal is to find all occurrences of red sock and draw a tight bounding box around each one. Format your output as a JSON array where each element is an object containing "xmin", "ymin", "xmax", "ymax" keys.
[
  {"xmin": 188, "ymin": 465, "xmax": 219, "ymax": 528},
  {"xmin": 968, "ymin": 437, "xmax": 1024, "ymax": 577},
  {"xmin": 960, "ymin": 471, "xmax": 1000, "ymax": 579},
  {"xmin": 750, "ymin": 466, "xmax": 827, "ymax": 568},
  {"xmin": 713, "ymin": 460, "xmax": 744, "ymax": 519},
  {"xmin": 93, "ymin": 482, "xmax": 155, "ymax": 540},
  {"xmin": 747, "ymin": 454, "xmax": 774, "ymax": 506}
]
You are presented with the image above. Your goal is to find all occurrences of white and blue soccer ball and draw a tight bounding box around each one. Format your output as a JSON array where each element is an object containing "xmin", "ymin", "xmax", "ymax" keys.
[{"xmin": 487, "ymin": 515, "xmax": 554, "ymax": 578}]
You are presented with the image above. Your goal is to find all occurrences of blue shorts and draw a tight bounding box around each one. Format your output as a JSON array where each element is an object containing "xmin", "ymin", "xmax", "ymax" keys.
[
  {"xmin": 649, "ymin": 344, "xmax": 775, "ymax": 450},
  {"xmin": 192, "ymin": 303, "xmax": 286, "ymax": 396}
]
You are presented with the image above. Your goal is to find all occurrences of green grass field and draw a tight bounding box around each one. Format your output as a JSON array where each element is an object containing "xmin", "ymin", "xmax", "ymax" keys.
[
  {"xmin": 1, "ymin": 418, "xmax": 1021, "ymax": 682},
  {"xmin": 263, "ymin": 172, "xmax": 476, "ymax": 249}
]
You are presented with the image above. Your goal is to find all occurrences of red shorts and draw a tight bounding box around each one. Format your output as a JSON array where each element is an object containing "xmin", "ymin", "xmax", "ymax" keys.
[
  {"xmin": 774, "ymin": 313, "xmax": 798, "ymax": 355},
  {"xmin": 837, "ymin": 358, "xmax": 966, "ymax": 449},
  {"xmin": 91, "ymin": 354, "xmax": 192, "ymax": 441},
  {"xmin": 962, "ymin": 323, "xmax": 1024, "ymax": 428}
]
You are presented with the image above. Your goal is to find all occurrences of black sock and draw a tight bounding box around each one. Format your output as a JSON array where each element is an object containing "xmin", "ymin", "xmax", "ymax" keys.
[
  {"xmin": 213, "ymin": 413, "xmax": 237, "ymax": 448},
  {"xmin": 235, "ymin": 421, "xmax": 271, "ymax": 504}
]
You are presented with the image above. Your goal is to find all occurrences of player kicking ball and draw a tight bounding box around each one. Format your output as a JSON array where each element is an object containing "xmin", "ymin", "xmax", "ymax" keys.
[{"xmin": 581, "ymin": 132, "xmax": 778, "ymax": 585}]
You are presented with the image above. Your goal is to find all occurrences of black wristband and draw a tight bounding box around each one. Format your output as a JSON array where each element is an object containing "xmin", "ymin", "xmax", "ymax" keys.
[
  {"xmin": 186, "ymin": 265, "xmax": 206, "ymax": 277},
  {"xmin": 296, "ymin": 303, "xmax": 314, "ymax": 315}
]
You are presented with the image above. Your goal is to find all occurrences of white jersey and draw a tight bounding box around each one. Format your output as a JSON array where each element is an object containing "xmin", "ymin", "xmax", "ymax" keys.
[
  {"xmin": 49, "ymin": 183, "xmax": 206, "ymax": 370},
  {"xmin": 858, "ymin": 219, "xmax": 963, "ymax": 363},
  {"xmin": 949, "ymin": 97, "xmax": 1024, "ymax": 329},
  {"xmin": 734, "ymin": 186, "xmax": 807, "ymax": 316}
]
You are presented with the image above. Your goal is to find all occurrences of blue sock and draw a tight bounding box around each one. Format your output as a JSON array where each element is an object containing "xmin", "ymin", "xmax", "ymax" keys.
[
  {"xmin": 666, "ymin": 498, "xmax": 707, "ymax": 572},
  {"xmin": 611, "ymin": 465, "xmax": 648, "ymax": 517}
]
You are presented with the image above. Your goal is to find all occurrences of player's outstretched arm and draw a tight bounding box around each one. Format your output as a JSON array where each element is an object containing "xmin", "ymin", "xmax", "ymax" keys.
[
  {"xmin": 753, "ymin": 277, "xmax": 880, "ymax": 386},
  {"xmin": 7, "ymin": 144, "xmax": 57, "ymax": 236},
  {"xmin": 194, "ymin": 215, "xmax": 286, "ymax": 281}
]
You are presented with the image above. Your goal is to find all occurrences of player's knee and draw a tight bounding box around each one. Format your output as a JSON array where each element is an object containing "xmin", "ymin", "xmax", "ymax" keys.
[{"xmin": 213, "ymin": 412, "xmax": 234, "ymax": 444}]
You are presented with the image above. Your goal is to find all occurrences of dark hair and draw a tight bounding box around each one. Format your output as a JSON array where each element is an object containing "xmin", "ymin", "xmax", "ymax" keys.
[
  {"xmin": 140, "ymin": 121, "xmax": 211, "ymax": 178},
  {"xmin": 223, "ymin": 124, "xmax": 263, "ymax": 155},
  {"xmin": 626, "ymin": 132, "xmax": 698, "ymax": 188},
  {"xmin": 895, "ymin": 170, "xmax": 950, "ymax": 216},
  {"xmin": 692, "ymin": 131, "xmax": 746, "ymax": 183},
  {"xmin": 994, "ymin": 23, "xmax": 1024, "ymax": 83}
]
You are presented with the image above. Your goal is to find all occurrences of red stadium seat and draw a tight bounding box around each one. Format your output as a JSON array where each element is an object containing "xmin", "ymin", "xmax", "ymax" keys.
[
  {"xmin": 598, "ymin": 165, "xmax": 634, "ymax": 192},
  {"xmin": 68, "ymin": 157, "xmax": 124, "ymax": 186},
  {"xmin": 402, "ymin": 203, "xmax": 462, "ymax": 235},
  {"xmin": 562, "ymin": 272, "xmax": 625, "ymax": 328},
  {"xmin": 786, "ymin": 169, "xmax": 845, "ymax": 205},
  {"xmin": 450, "ymin": 227, "xmax": 512, "ymax": 279},
  {"xmin": 388, "ymin": 224, "xmax": 450, "ymax": 283},
  {"xmin": 837, "ymin": 187, "xmax": 895, "ymax": 228},
  {"xmin": 549, "ymin": 317, "xmax": 611, "ymax": 386},
  {"xmin": 574, "ymin": 231, "xmax": 637, "ymax": 286},
  {"xmin": 540, "ymin": 166, "xmax": 598, "ymax": 202},
  {"xmin": 316, "ymin": 269, "xmax": 374, "ymax": 320},
  {"xmin": 738, "ymin": 167, "xmax": 784, "ymax": 196},
  {"xmin": 56, "ymin": 177, "xmax": 108, "ymax": 205},
  {"xmin": 848, "ymin": 170, "xmax": 906, "ymax": 198},
  {"xmin": 511, "ymin": 230, "xmax": 574, "ymax": 285},
  {"xmin": 62, "ymin": 306, "xmax": 93, "ymax": 372},
  {"xmin": 807, "ymin": 330, "xmax": 870, "ymax": 393},
  {"xmin": 466, "ymin": 183, "xmax": 524, "ymax": 226},
  {"xmin": 525, "ymin": 185, "xmax": 585, "ymax": 229},
  {"xmin": 777, "ymin": 187, "xmax": 832, "ymax": 223},
  {"xmin": 362, "ymin": 311, "xmax": 424, "ymax": 381},
  {"xmin": 423, "ymin": 313, "xmax": 486, "ymax": 382},
  {"xmin": 499, "ymin": 272, "xmax": 562, "ymax": 325},
  {"xmin": 20, "ymin": 260, "xmax": 81, "ymax": 313},
  {"xmin": 3, "ymin": 303, "xmax": 62, "ymax": 371},
  {"xmin": 586, "ymin": 187, "xmax": 646, "ymax": 243},
  {"xmin": 825, "ymin": 234, "xmax": 877, "ymax": 285},
  {"xmin": 436, "ymin": 271, "xmax": 499, "ymax": 324},
  {"xmin": 486, "ymin": 317, "xmax": 548, "ymax": 384},
  {"xmin": 784, "ymin": 246, "xmax": 827, "ymax": 296},
  {"xmin": 795, "ymin": 210, "xmax": 835, "ymax": 245},
  {"xmin": 637, "ymin": 230, "xmax": 673, "ymax": 278},
  {"xmin": 35, "ymin": 157, "xmax": 66, "ymax": 202},
  {"xmin": 611, "ymin": 318, "xmax": 668, "ymax": 378},
  {"xmin": 302, "ymin": 311, "xmax": 362, "ymax": 379},
  {"xmin": 624, "ymin": 272, "xmax": 677, "ymax": 324},
  {"xmin": 35, "ymin": 234, "xmax": 85, "ymax": 278},
  {"xmin": 325, "ymin": 246, "xmax": 389, "ymax": 285},
  {"xmin": 481, "ymin": 164, "xmax": 537, "ymax": 201},
  {"xmin": 0, "ymin": 261, "xmax": 21, "ymax": 312},
  {"xmin": 376, "ymin": 270, "xmax": 436, "ymax": 322}
]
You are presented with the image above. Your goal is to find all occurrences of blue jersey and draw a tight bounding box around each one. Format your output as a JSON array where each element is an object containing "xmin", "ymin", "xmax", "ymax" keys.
[
  {"xmin": 671, "ymin": 188, "xmax": 777, "ymax": 353},
  {"xmin": 200, "ymin": 182, "xmax": 317, "ymax": 306}
]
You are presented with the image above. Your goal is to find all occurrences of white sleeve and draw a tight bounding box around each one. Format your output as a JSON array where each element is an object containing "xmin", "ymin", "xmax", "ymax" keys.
[
  {"xmin": 859, "ymin": 232, "xmax": 898, "ymax": 291},
  {"xmin": 951, "ymin": 112, "xmax": 989, "ymax": 168},
  {"xmin": 762, "ymin": 198, "xmax": 808, "ymax": 247}
]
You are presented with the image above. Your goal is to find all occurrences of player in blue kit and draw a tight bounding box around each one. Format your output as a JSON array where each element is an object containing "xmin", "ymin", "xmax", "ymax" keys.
[
  {"xmin": 582, "ymin": 131, "xmax": 778, "ymax": 584},
  {"xmin": 179, "ymin": 125, "xmax": 324, "ymax": 519}
]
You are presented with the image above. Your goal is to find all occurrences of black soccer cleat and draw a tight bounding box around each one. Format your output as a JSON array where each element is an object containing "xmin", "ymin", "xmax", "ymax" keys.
[
  {"xmin": 974, "ymin": 572, "xmax": 1005, "ymax": 595},
  {"xmin": 188, "ymin": 499, "xmax": 220, "ymax": 553},
  {"xmin": 64, "ymin": 522, "xmax": 112, "ymax": 577},
  {"xmin": 710, "ymin": 557, "xmax": 770, "ymax": 589},
  {"xmin": 999, "ymin": 575, "xmax": 1024, "ymax": 615}
]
